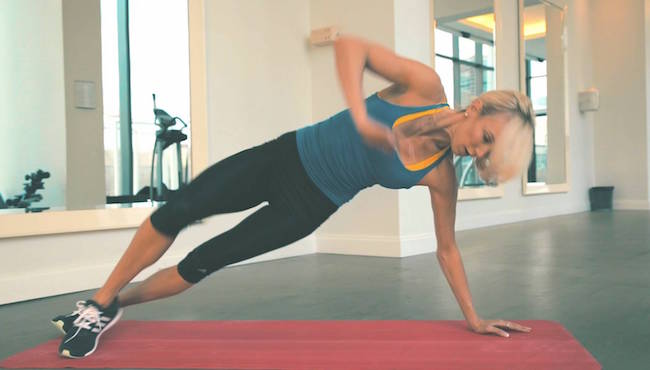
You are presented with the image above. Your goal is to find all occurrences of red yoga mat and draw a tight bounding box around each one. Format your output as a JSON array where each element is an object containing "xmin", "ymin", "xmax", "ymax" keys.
[{"xmin": 1, "ymin": 320, "xmax": 600, "ymax": 369}]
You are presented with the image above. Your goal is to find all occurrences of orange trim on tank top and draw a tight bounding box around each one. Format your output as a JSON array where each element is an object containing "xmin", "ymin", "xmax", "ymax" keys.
[{"xmin": 392, "ymin": 106, "xmax": 451, "ymax": 172}]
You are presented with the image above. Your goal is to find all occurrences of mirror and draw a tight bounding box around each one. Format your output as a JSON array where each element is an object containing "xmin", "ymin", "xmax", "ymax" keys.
[
  {"xmin": 0, "ymin": 0, "xmax": 208, "ymax": 238},
  {"xmin": 521, "ymin": 0, "xmax": 570, "ymax": 194},
  {"xmin": 0, "ymin": 0, "xmax": 192, "ymax": 215},
  {"xmin": 433, "ymin": 0, "xmax": 503, "ymax": 199}
]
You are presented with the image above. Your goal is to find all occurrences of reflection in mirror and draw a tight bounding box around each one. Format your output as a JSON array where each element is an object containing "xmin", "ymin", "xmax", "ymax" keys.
[
  {"xmin": 522, "ymin": 0, "xmax": 568, "ymax": 193},
  {"xmin": 0, "ymin": 0, "xmax": 191, "ymax": 215},
  {"xmin": 434, "ymin": 0, "xmax": 496, "ymax": 189}
]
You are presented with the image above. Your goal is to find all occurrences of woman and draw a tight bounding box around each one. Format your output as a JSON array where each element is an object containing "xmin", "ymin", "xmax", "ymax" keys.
[{"xmin": 53, "ymin": 35, "xmax": 534, "ymax": 358}]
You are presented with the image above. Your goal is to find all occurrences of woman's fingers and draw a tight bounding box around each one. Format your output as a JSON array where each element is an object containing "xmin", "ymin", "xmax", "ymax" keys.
[
  {"xmin": 509, "ymin": 322, "xmax": 532, "ymax": 332},
  {"xmin": 362, "ymin": 124, "xmax": 395, "ymax": 153},
  {"xmin": 487, "ymin": 325, "xmax": 510, "ymax": 338},
  {"xmin": 495, "ymin": 320, "xmax": 532, "ymax": 333},
  {"xmin": 472, "ymin": 319, "xmax": 533, "ymax": 338}
]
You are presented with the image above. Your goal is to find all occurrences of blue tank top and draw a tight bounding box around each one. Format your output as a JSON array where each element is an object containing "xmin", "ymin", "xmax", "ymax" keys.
[{"xmin": 296, "ymin": 92, "xmax": 451, "ymax": 206}]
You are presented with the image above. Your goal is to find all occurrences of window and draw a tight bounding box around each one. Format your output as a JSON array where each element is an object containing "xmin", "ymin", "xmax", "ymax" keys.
[
  {"xmin": 435, "ymin": 28, "xmax": 495, "ymax": 187},
  {"xmin": 101, "ymin": 0, "xmax": 190, "ymax": 197},
  {"xmin": 526, "ymin": 58, "xmax": 547, "ymax": 183}
]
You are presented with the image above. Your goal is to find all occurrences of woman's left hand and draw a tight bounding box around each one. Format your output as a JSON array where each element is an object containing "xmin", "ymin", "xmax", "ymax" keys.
[{"xmin": 469, "ymin": 318, "xmax": 532, "ymax": 338}]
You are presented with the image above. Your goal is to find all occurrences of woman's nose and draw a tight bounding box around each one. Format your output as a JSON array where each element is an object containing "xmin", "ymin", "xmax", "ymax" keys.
[{"xmin": 476, "ymin": 146, "xmax": 489, "ymax": 159}]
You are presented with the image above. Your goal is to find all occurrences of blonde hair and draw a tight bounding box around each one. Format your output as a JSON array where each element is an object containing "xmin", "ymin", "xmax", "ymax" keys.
[{"xmin": 472, "ymin": 90, "xmax": 535, "ymax": 184}]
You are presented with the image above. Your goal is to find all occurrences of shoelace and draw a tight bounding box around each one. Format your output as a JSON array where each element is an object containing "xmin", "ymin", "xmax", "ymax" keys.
[
  {"xmin": 72, "ymin": 304, "xmax": 105, "ymax": 331},
  {"xmin": 70, "ymin": 300, "xmax": 86, "ymax": 316}
]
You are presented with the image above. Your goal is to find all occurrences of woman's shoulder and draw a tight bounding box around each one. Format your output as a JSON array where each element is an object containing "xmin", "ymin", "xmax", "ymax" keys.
[{"xmin": 377, "ymin": 84, "xmax": 446, "ymax": 107}]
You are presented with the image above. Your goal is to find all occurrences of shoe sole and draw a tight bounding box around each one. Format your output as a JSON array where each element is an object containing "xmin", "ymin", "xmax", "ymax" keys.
[
  {"xmin": 51, "ymin": 319, "xmax": 67, "ymax": 335},
  {"xmin": 59, "ymin": 307, "xmax": 124, "ymax": 359}
]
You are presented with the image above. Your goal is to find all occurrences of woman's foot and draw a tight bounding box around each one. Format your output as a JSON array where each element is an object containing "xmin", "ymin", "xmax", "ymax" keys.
[
  {"xmin": 58, "ymin": 298, "xmax": 123, "ymax": 358},
  {"xmin": 50, "ymin": 300, "xmax": 87, "ymax": 335}
]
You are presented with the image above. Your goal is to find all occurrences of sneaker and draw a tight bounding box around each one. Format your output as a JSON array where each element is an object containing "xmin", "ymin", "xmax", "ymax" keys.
[
  {"xmin": 51, "ymin": 300, "xmax": 87, "ymax": 335},
  {"xmin": 58, "ymin": 298, "xmax": 123, "ymax": 358}
]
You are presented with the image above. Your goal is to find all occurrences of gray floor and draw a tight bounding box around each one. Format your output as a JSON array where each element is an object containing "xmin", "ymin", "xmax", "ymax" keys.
[{"xmin": 1, "ymin": 210, "xmax": 649, "ymax": 369}]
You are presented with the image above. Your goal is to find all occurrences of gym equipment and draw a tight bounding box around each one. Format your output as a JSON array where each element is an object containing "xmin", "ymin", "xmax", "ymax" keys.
[
  {"xmin": 150, "ymin": 94, "xmax": 189, "ymax": 201},
  {"xmin": 0, "ymin": 169, "xmax": 50, "ymax": 213}
]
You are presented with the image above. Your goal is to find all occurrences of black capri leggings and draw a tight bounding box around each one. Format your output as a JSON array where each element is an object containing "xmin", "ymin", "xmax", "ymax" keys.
[{"xmin": 149, "ymin": 131, "xmax": 339, "ymax": 284}]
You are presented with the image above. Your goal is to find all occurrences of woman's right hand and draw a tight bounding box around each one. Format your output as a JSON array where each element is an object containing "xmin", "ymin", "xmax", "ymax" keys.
[{"xmin": 356, "ymin": 118, "xmax": 396, "ymax": 154}]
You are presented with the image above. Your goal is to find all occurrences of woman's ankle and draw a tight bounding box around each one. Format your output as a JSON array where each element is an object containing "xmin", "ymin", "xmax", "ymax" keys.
[{"xmin": 91, "ymin": 293, "xmax": 117, "ymax": 309}]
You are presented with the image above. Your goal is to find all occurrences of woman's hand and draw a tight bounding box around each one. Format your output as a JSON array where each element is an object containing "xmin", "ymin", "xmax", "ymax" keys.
[
  {"xmin": 356, "ymin": 118, "xmax": 396, "ymax": 153},
  {"xmin": 469, "ymin": 318, "xmax": 532, "ymax": 338}
]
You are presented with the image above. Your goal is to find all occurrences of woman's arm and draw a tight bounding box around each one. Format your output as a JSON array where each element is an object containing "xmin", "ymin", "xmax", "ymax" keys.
[
  {"xmin": 423, "ymin": 164, "xmax": 532, "ymax": 337},
  {"xmin": 425, "ymin": 167, "xmax": 481, "ymax": 329},
  {"xmin": 333, "ymin": 35, "xmax": 444, "ymax": 151}
]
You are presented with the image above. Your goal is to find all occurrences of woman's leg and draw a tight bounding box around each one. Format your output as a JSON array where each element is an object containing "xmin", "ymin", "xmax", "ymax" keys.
[
  {"xmin": 116, "ymin": 265, "xmax": 190, "ymax": 308},
  {"xmin": 91, "ymin": 217, "xmax": 177, "ymax": 307},
  {"xmin": 101, "ymin": 131, "xmax": 339, "ymax": 306},
  {"xmin": 89, "ymin": 138, "xmax": 279, "ymax": 308},
  {"xmin": 115, "ymin": 199, "xmax": 336, "ymax": 307}
]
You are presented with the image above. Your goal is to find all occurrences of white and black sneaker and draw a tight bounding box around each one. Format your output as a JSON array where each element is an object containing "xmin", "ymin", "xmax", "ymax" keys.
[
  {"xmin": 58, "ymin": 298, "xmax": 123, "ymax": 358},
  {"xmin": 51, "ymin": 300, "xmax": 87, "ymax": 335}
]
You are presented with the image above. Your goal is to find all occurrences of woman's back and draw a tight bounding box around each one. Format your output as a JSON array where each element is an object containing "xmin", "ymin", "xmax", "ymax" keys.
[{"xmin": 296, "ymin": 92, "xmax": 451, "ymax": 206}]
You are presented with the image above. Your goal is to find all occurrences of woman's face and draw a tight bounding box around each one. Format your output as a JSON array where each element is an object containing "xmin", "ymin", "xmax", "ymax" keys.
[{"xmin": 450, "ymin": 101, "xmax": 511, "ymax": 161}]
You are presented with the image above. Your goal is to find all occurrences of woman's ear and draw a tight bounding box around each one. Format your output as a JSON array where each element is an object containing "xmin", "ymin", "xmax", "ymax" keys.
[{"xmin": 468, "ymin": 99, "xmax": 484, "ymax": 116}]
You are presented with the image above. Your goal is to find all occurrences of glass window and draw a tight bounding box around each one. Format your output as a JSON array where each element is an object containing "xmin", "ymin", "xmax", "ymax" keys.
[
  {"xmin": 129, "ymin": 0, "xmax": 190, "ymax": 192},
  {"xmin": 455, "ymin": 156, "xmax": 484, "ymax": 187},
  {"xmin": 101, "ymin": 0, "xmax": 190, "ymax": 197},
  {"xmin": 483, "ymin": 70, "xmax": 495, "ymax": 92},
  {"xmin": 533, "ymin": 115, "xmax": 548, "ymax": 182},
  {"xmin": 435, "ymin": 29, "xmax": 453, "ymax": 57},
  {"xmin": 458, "ymin": 36, "xmax": 476, "ymax": 62},
  {"xmin": 101, "ymin": 0, "xmax": 120, "ymax": 196},
  {"xmin": 530, "ymin": 59, "xmax": 547, "ymax": 77},
  {"xmin": 435, "ymin": 56, "xmax": 454, "ymax": 107},
  {"xmin": 434, "ymin": 24, "xmax": 496, "ymax": 188},
  {"xmin": 482, "ymin": 44, "xmax": 494, "ymax": 67},
  {"xmin": 530, "ymin": 75, "xmax": 547, "ymax": 111},
  {"xmin": 459, "ymin": 64, "xmax": 479, "ymax": 107}
]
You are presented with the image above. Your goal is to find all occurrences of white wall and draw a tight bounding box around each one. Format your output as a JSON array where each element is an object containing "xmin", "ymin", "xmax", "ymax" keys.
[
  {"xmin": 0, "ymin": 0, "xmax": 67, "ymax": 209},
  {"xmin": 591, "ymin": 0, "xmax": 649, "ymax": 209},
  {"xmin": 394, "ymin": 0, "xmax": 440, "ymax": 255},
  {"xmin": 309, "ymin": 0, "xmax": 405, "ymax": 257},
  {"xmin": 202, "ymin": 0, "xmax": 316, "ymax": 255},
  {"xmin": 205, "ymin": 0, "xmax": 312, "ymax": 156}
]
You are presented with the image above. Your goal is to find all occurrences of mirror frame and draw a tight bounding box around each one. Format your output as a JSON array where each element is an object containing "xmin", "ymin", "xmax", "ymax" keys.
[
  {"xmin": 519, "ymin": 0, "xmax": 571, "ymax": 196},
  {"xmin": 0, "ymin": 0, "xmax": 208, "ymax": 239}
]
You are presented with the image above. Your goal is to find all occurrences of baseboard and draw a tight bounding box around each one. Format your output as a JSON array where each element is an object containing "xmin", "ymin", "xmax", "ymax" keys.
[
  {"xmin": 614, "ymin": 199, "xmax": 650, "ymax": 210},
  {"xmin": 0, "ymin": 237, "xmax": 316, "ymax": 305},
  {"xmin": 399, "ymin": 232, "xmax": 437, "ymax": 256},
  {"xmin": 316, "ymin": 202, "xmax": 589, "ymax": 257},
  {"xmin": 455, "ymin": 201, "xmax": 589, "ymax": 230},
  {"xmin": 316, "ymin": 232, "xmax": 436, "ymax": 257},
  {"xmin": 316, "ymin": 233, "xmax": 401, "ymax": 257}
]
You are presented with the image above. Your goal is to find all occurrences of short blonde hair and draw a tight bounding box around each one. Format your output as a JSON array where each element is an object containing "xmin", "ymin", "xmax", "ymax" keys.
[{"xmin": 473, "ymin": 90, "xmax": 535, "ymax": 184}]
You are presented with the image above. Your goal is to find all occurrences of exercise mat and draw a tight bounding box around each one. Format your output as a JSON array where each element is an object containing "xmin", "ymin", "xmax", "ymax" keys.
[{"xmin": 1, "ymin": 320, "xmax": 600, "ymax": 369}]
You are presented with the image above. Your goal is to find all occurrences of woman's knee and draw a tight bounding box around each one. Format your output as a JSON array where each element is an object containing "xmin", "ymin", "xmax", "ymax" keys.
[
  {"xmin": 176, "ymin": 249, "xmax": 221, "ymax": 284},
  {"xmin": 150, "ymin": 194, "xmax": 196, "ymax": 237}
]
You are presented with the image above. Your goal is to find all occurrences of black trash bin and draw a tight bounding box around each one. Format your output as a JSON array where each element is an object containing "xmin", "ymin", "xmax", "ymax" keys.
[{"xmin": 589, "ymin": 186, "xmax": 614, "ymax": 211}]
